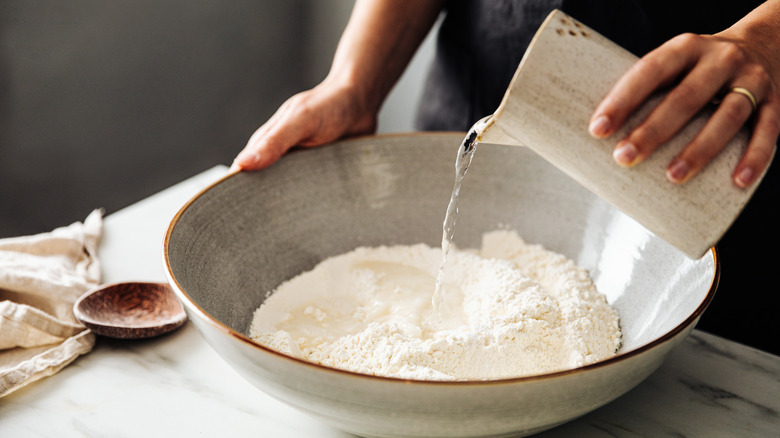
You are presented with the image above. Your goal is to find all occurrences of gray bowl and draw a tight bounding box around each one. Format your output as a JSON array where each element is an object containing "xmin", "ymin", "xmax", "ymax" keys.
[{"xmin": 164, "ymin": 133, "xmax": 717, "ymax": 438}]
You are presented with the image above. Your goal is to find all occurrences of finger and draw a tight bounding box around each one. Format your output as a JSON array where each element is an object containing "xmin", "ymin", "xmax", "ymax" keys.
[
  {"xmin": 612, "ymin": 67, "xmax": 735, "ymax": 168},
  {"xmin": 590, "ymin": 34, "xmax": 703, "ymax": 138},
  {"xmin": 233, "ymin": 123, "xmax": 283, "ymax": 171},
  {"xmin": 665, "ymin": 88, "xmax": 758, "ymax": 183},
  {"xmin": 234, "ymin": 98, "xmax": 316, "ymax": 170},
  {"xmin": 232, "ymin": 104, "xmax": 288, "ymax": 170},
  {"xmin": 238, "ymin": 125, "xmax": 306, "ymax": 170},
  {"xmin": 733, "ymin": 102, "xmax": 780, "ymax": 187}
]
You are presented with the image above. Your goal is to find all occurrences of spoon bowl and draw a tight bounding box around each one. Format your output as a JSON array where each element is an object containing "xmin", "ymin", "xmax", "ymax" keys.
[{"xmin": 73, "ymin": 282, "xmax": 187, "ymax": 339}]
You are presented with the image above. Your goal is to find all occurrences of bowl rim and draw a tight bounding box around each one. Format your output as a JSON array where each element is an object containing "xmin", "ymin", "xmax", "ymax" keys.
[{"xmin": 162, "ymin": 132, "xmax": 720, "ymax": 386}]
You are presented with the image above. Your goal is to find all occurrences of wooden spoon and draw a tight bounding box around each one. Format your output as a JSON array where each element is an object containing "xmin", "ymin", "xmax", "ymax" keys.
[{"xmin": 73, "ymin": 282, "xmax": 187, "ymax": 339}]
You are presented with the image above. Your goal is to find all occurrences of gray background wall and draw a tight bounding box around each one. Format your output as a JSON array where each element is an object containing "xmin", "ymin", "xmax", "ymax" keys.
[{"xmin": 0, "ymin": 0, "xmax": 437, "ymax": 237}]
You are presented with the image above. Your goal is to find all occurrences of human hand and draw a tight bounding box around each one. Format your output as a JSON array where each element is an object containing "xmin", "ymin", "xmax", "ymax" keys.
[
  {"xmin": 589, "ymin": 19, "xmax": 780, "ymax": 187},
  {"xmin": 231, "ymin": 81, "xmax": 377, "ymax": 171},
  {"xmin": 232, "ymin": 0, "xmax": 443, "ymax": 172}
]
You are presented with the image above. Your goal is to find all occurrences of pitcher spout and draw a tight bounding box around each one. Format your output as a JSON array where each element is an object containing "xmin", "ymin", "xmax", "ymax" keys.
[{"xmin": 471, "ymin": 114, "xmax": 525, "ymax": 147}]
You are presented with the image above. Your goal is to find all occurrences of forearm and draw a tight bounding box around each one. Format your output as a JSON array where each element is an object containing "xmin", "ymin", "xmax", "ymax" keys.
[{"xmin": 326, "ymin": 0, "xmax": 446, "ymax": 114}]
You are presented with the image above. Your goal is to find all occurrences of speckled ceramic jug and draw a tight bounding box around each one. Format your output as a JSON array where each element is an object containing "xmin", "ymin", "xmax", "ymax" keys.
[{"xmin": 478, "ymin": 9, "xmax": 768, "ymax": 259}]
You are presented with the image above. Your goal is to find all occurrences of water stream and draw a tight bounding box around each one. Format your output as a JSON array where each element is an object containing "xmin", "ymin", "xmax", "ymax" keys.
[{"xmin": 432, "ymin": 117, "xmax": 491, "ymax": 312}]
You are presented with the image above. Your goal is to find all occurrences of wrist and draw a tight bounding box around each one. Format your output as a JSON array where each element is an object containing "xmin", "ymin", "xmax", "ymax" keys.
[
  {"xmin": 720, "ymin": 1, "xmax": 780, "ymax": 78},
  {"xmin": 322, "ymin": 66, "xmax": 385, "ymax": 117}
]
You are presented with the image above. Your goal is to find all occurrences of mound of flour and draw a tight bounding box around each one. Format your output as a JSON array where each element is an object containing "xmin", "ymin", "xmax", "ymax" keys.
[{"xmin": 249, "ymin": 230, "xmax": 621, "ymax": 380}]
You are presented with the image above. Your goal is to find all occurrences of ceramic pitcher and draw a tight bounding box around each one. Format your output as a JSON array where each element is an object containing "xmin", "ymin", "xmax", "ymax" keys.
[{"xmin": 478, "ymin": 9, "xmax": 769, "ymax": 259}]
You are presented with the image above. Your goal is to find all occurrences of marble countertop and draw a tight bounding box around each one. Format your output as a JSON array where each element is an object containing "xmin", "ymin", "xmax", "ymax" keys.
[{"xmin": 1, "ymin": 165, "xmax": 778, "ymax": 437}]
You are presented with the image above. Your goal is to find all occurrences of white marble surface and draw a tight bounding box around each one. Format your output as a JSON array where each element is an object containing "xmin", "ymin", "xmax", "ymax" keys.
[{"xmin": 1, "ymin": 165, "xmax": 778, "ymax": 437}]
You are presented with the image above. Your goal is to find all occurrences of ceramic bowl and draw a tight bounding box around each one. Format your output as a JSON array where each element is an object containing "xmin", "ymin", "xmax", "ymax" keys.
[{"xmin": 164, "ymin": 133, "xmax": 717, "ymax": 438}]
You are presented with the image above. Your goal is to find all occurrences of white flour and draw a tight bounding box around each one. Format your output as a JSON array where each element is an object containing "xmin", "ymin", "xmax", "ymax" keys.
[{"xmin": 249, "ymin": 230, "xmax": 621, "ymax": 380}]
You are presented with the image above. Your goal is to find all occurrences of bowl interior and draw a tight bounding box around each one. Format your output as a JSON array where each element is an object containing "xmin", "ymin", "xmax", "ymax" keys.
[{"xmin": 166, "ymin": 133, "xmax": 716, "ymax": 358}]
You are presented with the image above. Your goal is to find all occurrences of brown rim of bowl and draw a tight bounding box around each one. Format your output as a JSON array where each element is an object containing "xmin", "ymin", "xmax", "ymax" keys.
[{"xmin": 162, "ymin": 132, "xmax": 720, "ymax": 387}]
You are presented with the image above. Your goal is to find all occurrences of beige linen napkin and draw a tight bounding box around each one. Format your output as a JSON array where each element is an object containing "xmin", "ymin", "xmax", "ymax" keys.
[{"xmin": 0, "ymin": 210, "xmax": 102, "ymax": 397}]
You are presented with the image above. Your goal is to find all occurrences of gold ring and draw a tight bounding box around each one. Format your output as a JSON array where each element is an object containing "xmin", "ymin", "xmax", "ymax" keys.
[{"xmin": 730, "ymin": 87, "xmax": 758, "ymax": 112}]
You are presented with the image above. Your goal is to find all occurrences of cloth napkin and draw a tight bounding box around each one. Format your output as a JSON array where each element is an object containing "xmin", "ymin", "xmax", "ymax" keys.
[{"xmin": 0, "ymin": 210, "xmax": 102, "ymax": 397}]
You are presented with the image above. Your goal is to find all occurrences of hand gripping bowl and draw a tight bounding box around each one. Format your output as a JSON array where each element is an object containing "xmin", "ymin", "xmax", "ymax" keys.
[{"xmin": 164, "ymin": 133, "xmax": 717, "ymax": 438}]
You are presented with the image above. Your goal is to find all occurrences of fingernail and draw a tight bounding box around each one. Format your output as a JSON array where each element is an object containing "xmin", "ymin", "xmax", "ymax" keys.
[
  {"xmin": 735, "ymin": 167, "xmax": 754, "ymax": 188},
  {"xmin": 589, "ymin": 115, "xmax": 612, "ymax": 137},
  {"xmin": 236, "ymin": 150, "xmax": 261, "ymax": 166},
  {"xmin": 666, "ymin": 159, "xmax": 690, "ymax": 183},
  {"xmin": 613, "ymin": 142, "xmax": 638, "ymax": 166}
]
